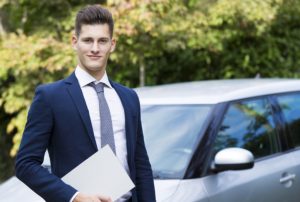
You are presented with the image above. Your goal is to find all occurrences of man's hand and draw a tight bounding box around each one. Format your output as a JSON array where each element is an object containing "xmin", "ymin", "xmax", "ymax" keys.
[{"xmin": 73, "ymin": 192, "xmax": 112, "ymax": 202}]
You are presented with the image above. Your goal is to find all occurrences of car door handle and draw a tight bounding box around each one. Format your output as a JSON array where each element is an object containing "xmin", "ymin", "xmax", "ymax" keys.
[{"xmin": 280, "ymin": 174, "xmax": 296, "ymax": 184}]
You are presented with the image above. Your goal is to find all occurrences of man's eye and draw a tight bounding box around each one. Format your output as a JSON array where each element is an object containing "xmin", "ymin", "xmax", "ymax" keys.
[
  {"xmin": 83, "ymin": 39, "xmax": 92, "ymax": 43},
  {"xmin": 99, "ymin": 39, "xmax": 109, "ymax": 44}
]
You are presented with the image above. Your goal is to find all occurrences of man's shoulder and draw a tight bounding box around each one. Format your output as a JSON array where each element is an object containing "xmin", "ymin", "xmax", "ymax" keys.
[
  {"xmin": 110, "ymin": 80, "xmax": 138, "ymax": 98},
  {"xmin": 34, "ymin": 77, "xmax": 73, "ymax": 100},
  {"xmin": 37, "ymin": 79, "xmax": 65, "ymax": 92}
]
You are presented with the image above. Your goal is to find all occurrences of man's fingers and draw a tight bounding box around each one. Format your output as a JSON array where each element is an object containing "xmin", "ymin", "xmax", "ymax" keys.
[
  {"xmin": 73, "ymin": 193, "xmax": 102, "ymax": 202},
  {"xmin": 89, "ymin": 198, "xmax": 101, "ymax": 202},
  {"xmin": 97, "ymin": 195, "xmax": 112, "ymax": 202}
]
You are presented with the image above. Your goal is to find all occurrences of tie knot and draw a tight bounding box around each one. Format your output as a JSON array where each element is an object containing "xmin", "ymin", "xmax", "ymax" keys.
[{"xmin": 89, "ymin": 82, "xmax": 105, "ymax": 93}]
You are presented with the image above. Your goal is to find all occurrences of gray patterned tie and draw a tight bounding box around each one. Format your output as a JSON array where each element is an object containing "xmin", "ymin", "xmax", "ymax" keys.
[{"xmin": 89, "ymin": 82, "xmax": 116, "ymax": 154}]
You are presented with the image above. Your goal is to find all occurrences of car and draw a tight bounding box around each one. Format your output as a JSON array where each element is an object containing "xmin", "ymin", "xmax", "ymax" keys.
[
  {"xmin": 1, "ymin": 78, "xmax": 300, "ymax": 201},
  {"xmin": 0, "ymin": 152, "xmax": 50, "ymax": 202},
  {"xmin": 136, "ymin": 79, "xmax": 300, "ymax": 202}
]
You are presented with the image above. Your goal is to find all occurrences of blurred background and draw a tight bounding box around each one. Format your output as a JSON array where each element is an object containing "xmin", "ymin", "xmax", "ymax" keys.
[{"xmin": 1, "ymin": 0, "xmax": 300, "ymax": 182}]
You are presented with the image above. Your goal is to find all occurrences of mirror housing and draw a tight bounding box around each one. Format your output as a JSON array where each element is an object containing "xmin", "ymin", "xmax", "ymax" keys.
[{"xmin": 211, "ymin": 147, "xmax": 254, "ymax": 172}]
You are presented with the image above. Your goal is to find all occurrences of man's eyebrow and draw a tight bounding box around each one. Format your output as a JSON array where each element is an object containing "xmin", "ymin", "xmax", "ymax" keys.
[
  {"xmin": 99, "ymin": 37, "xmax": 110, "ymax": 40},
  {"xmin": 81, "ymin": 36, "xmax": 93, "ymax": 40},
  {"xmin": 81, "ymin": 36, "xmax": 110, "ymax": 40}
]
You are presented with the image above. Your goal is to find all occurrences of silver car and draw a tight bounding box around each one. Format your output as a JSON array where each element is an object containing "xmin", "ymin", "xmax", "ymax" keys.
[
  {"xmin": 1, "ymin": 79, "xmax": 300, "ymax": 201},
  {"xmin": 136, "ymin": 79, "xmax": 300, "ymax": 202}
]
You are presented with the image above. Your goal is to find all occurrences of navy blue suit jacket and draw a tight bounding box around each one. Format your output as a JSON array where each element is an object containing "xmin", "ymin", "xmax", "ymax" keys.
[{"xmin": 15, "ymin": 73, "xmax": 156, "ymax": 202}]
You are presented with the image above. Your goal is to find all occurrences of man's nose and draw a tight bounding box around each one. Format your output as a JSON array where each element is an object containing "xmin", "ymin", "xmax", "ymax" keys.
[{"xmin": 91, "ymin": 42, "xmax": 100, "ymax": 53}]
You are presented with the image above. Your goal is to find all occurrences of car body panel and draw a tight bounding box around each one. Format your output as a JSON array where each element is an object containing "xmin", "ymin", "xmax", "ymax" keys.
[
  {"xmin": 204, "ymin": 153, "xmax": 299, "ymax": 202},
  {"xmin": 0, "ymin": 177, "xmax": 44, "ymax": 202},
  {"xmin": 136, "ymin": 79, "xmax": 300, "ymax": 105},
  {"xmin": 167, "ymin": 179, "xmax": 209, "ymax": 202},
  {"xmin": 289, "ymin": 149, "xmax": 300, "ymax": 197},
  {"xmin": 153, "ymin": 180, "xmax": 180, "ymax": 201}
]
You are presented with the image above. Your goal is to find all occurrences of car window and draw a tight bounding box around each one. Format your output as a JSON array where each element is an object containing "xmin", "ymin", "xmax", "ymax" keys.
[
  {"xmin": 141, "ymin": 105, "xmax": 212, "ymax": 179},
  {"xmin": 276, "ymin": 93, "xmax": 300, "ymax": 148},
  {"xmin": 213, "ymin": 98, "xmax": 279, "ymax": 159}
]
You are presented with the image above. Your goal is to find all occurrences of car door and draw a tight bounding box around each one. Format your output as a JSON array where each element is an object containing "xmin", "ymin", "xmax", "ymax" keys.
[
  {"xmin": 276, "ymin": 92, "xmax": 300, "ymax": 200},
  {"xmin": 203, "ymin": 97, "xmax": 298, "ymax": 202}
]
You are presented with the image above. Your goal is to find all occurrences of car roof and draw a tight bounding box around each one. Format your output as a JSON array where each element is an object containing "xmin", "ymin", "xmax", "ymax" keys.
[{"xmin": 135, "ymin": 79, "xmax": 300, "ymax": 105}]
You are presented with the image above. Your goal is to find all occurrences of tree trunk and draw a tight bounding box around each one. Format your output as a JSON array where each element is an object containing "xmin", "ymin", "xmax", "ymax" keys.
[{"xmin": 139, "ymin": 56, "xmax": 145, "ymax": 87}]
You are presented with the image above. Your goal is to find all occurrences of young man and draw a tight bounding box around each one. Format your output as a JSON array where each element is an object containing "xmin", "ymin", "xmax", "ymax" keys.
[{"xmin": 15, "ymin": 5, "xmax": 156, "ymax": 202}]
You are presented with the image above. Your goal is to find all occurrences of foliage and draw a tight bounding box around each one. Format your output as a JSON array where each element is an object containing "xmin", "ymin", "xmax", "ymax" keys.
[
  {"xmin": 0, "ymin": 32, "xmax": 75, "ymax": 159},
  {"xmin": 0, "ymin": 0, "xmax": 105, "ymax": 37},
  {"xmin": 108, "ymin": 0, "xmax": 300, "ymax": 86},
  {"xmin": 1, "ymin": 0, "xmax": 300, "ymax": 181}
]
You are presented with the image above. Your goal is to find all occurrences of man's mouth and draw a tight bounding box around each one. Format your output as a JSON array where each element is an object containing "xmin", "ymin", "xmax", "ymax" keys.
[{"xmin": 87, "ymin": 55, "xmax": 101, "ymax": 59}]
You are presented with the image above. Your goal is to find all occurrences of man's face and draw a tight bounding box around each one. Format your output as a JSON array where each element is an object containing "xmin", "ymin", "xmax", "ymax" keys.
[{"xmin": 72, "ymin": 24, "xmax": 116, "ymax": 79}]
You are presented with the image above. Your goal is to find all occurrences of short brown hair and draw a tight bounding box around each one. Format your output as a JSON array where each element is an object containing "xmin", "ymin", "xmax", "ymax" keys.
[{"xmin": 75, "ymin": 5, "xmax": 114, "ymax": 37}]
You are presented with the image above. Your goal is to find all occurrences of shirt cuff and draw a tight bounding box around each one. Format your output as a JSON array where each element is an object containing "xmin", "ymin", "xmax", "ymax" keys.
[{"xmin": 70, "ymin": 192, "xmax": 79, "ymax": 202}]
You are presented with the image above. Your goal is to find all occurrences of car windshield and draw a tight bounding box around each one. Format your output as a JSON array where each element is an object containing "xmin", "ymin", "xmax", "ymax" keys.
[{"xmin": 141, "ymin": 104, "xmax": 212, "ymax": 179}]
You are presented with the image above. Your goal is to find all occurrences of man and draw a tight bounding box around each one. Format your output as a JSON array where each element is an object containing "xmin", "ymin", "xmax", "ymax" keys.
[{"xmin": 15, "ymin": 5, "xmax": 156, "ymax": 202}]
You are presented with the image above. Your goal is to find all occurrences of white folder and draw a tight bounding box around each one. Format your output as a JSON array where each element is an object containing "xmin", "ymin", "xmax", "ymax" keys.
[{"xmin": 62, "ymin": 146, "xmax": 135, "ymax": 201}]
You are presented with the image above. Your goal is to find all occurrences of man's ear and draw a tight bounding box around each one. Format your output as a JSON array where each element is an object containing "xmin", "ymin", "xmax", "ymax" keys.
[
  {"xmin": 72, "ymin": 34, "xmax": 78, "ymax": 51},
  {"xmin": 110, "ymin": 38, "xmax": 116, "ymax": 53}
]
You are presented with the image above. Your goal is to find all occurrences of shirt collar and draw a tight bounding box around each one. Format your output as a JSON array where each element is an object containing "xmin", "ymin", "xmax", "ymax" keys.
[{"xmin": 75, "ymin": 66, "xmax": 112, "ymax": 88}]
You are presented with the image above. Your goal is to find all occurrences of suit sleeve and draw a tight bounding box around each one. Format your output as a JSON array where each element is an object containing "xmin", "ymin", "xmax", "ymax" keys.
[
  {"xmin": 133, "ymin": 91, "xmax": 156, "ymax": 201},
  {"xmin": 15, "ymin": 85, "xmax": 77, "ymax": 202}
]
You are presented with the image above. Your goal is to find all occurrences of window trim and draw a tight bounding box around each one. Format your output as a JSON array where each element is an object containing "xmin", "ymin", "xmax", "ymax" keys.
[
  {"xmin": 215, "ymin": 96, "xmax": 281, "ymax": 158},
  {"xmin": 185, "ymin": 91, "xmax": 300, "ymax": 179}
]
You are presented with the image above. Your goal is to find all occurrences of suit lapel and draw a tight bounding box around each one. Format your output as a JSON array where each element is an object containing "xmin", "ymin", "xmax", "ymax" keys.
[
  {"xmin": 64, "ymin": 73, "xmax": 98, "ymax": 150},
  {"xmin": 110, "ymin": 81, "xmax": 134, "ymax": 170}
]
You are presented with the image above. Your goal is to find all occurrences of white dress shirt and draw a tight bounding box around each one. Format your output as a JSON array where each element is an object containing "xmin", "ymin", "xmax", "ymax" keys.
[{"xmin": 70, "ymin": 66, "xmax": 131, "ymax": 202}]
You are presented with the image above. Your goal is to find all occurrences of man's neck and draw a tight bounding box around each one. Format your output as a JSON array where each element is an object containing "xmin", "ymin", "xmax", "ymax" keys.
[{"xmin": 78, "ymin": 65, "xmax": 106, "ymax": 81}]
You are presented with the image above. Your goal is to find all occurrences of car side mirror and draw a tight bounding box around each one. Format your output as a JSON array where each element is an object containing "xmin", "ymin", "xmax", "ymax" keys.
[{"xmin": 211, "ymin": 147, "xmax": 254, "ymax": 173}]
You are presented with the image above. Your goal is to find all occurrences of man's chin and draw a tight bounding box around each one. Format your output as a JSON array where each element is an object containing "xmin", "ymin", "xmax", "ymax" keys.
[{"xmin": 86, "ymin": 64, "xmax": 104, "ymax": 72}]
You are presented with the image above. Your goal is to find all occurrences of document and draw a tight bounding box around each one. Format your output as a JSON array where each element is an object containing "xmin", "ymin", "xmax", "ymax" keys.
[{"xmin": 62, "ymin": 146, "xmax": 135, "ymax": 201}]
